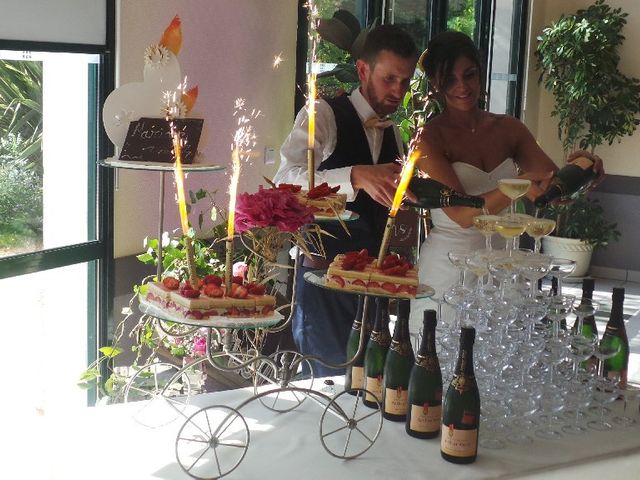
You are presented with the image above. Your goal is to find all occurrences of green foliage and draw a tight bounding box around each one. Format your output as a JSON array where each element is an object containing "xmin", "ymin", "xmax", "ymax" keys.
[
  {"xmin": 393, "ymin": 73, "xmax": 442, "ymax": 144},
  {"xmin": 540, "ymin": 194, "xmax": 620, "ymax": 249},
  {"xmin": 0, "ymin": 155, "xmax": 42, "ymax": 234},
  {"xmin": 0, "ymin": 60, "xmax": 43, "ymax": 167},
  {"xmin": 447, "ymin": 0, "xmax": 476, "ymax": 39},
  {"xmin": 535, "ymin": 0, "xmax": 640, "ymax": 155}
]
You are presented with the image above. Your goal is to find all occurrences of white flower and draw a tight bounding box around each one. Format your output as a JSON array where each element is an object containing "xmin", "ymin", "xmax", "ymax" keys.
[{"xmin": 144, "ymin": 44, "xmax": 171, "ymax": 69}]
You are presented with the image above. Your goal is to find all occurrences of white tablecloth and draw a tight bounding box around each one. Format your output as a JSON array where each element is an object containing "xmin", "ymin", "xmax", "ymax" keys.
[{"xmin": 11, "ymin": 376, "xmax": 640, "ymax": 480}]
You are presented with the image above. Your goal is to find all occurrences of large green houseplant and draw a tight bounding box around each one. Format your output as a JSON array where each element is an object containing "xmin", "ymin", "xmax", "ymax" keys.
[{"xmin": 535, "ymin": 0, "xmax": 639, "ymax": 274}]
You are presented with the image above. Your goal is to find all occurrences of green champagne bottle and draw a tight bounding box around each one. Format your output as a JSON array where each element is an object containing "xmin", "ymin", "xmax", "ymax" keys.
[
  {"xmin": 441, "ymin": 327, "xmax": 480, "ymax": 464},
  {"xmin": 345, "ymin": 296, "xmax": 370, "ymax": 395},
  {"xmin": 571, "ymin": 279, "xmax": 597, "ymax": 336},
  {"xmin": 601, "ymin": 287, "xmax": 629, "ymax": 387},
  {"xmin": 383, "ymin": 300, "xmax": 415, "ymax": 421},
  {"xmin": 363, "ymin": 297, "xmax": 391, "ymax": 409},
  {"xmin": 405, "ymin": 177, "xmax": 485, "ymax": 209},
  {"xmin": 406, "ymin": 309, "xmax": 443, "ymax": 439},
  {"xmin": 572, "ymin": 279, "xmax": 598, "ymax": 371}
]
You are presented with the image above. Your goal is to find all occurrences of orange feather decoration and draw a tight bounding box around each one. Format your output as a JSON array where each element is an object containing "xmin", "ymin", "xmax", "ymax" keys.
[{"xmin": 159, "ymin": 15, "xmax": 182, "ymax": 56}]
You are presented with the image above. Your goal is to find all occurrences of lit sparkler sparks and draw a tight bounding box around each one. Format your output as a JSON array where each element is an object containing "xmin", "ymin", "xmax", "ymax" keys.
[
  {"xmin": 164, "ymin": 81, "xmax": 198, "ymax": 285},
  {"xmin": 273, "ymin": 52, "xmax": 284, "ymax": 68},
  {"xmin": 225, "ymin": 98, "xmax": 260, "ymax": 290},
  {"xmin": 377, "ymin": 135, "xmax": 422, "ymax": 267},
  {"xmin": 306, "ymin": 1, "xmax": 319, "ymax": 190}
]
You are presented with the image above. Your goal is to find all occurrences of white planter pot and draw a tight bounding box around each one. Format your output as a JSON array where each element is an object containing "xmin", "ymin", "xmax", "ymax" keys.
[{"xmin": 541, "ymin": 236, "xmax": 594, "ymax": 277}]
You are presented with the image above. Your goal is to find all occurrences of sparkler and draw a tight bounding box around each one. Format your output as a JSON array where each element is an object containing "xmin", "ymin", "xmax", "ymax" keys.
[
  {"xmin": 306, "ymin": 1, "xmax": 319, "ymax": 190},
  {"xmin": 225, "ymin": 98, "xmax": 259, "ymax": 292},
  {"xmin": 376, "ymin": 142, "xmax": 421, "ymax": 268},
  {"xmin": 165, "ymin": 84, "xmax": 198, "ymax": 286}
]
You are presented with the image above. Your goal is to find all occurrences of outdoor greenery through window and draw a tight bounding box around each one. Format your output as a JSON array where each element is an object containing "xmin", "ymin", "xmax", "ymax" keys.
[
  {"xmin": 0, "ymin": 50, "xmax": 100, "ymax": 260},
  {"xmin": 0, "ymin": 57, "xmax": 43, "ymax": 256}
]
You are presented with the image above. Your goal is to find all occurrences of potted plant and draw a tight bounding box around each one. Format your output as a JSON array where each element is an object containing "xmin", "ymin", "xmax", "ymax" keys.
[
  {"xmin": 539, "ymin": 196, "xmax": 620, "ymax": 277},
  {"xmin": 535, "ymin": 0, "xmax": 640, "ymax": 275}
]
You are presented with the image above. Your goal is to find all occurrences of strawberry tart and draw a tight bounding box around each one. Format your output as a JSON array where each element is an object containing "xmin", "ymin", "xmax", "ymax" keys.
[
  {"xmin": 143, "ymin": 274, "xmax": 277, "ymax": 321},
  {"xmin": 326, "ymin": 249, "xmax": 418, "ymax": 298},
  {"xmin": 277, "ymin": 182, "xmax": 347, "ymax": 218}
]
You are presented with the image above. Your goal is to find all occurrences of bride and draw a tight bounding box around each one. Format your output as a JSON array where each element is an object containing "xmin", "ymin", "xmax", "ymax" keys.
[{"xmin": 409, "ymin": 31, "xmax": 601, "ymax": 333}]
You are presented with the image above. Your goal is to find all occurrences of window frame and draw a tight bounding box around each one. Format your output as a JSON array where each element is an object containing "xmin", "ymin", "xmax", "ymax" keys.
[{"xmin": 0, "ymin": 0, "xmax": 115, "ymax": 405}]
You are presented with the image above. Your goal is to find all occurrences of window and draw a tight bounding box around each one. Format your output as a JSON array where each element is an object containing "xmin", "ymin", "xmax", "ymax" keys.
[{"xmin": 0, "ymin": 0, "xmax": 114, "ymax": 414}]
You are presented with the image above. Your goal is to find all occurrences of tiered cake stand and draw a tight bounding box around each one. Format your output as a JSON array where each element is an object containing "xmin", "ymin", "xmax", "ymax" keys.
[{"xmin": 100, "ymin": 163, "xmax": 435, "ymax": 479}]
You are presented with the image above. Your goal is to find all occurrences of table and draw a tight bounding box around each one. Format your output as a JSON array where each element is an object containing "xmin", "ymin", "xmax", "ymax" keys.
[{"xmin": 25, "ymin": 376, "xmax": 640, "ymax": 480}]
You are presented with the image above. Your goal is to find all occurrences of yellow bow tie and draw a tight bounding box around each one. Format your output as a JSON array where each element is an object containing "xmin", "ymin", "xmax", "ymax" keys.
[{"xmin": 364, "ymin": 116, "xmax": 395, "ymax": 129}]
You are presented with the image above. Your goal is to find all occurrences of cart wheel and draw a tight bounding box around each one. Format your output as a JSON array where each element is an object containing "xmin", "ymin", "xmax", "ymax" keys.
[
  {"xmin": 319, "ymin": 388, "xmax": 383, "ymax": 459},
  {"xmin": 123, "ymin": 361, "xmax": 192, "ymax": 428},
  {"xmin": 175, "ymin": 405, "xmax": 249, "ymax": 480},
  {"xmin": 253, "ymin": 350, "xmax": 314, "ymax": 412}
]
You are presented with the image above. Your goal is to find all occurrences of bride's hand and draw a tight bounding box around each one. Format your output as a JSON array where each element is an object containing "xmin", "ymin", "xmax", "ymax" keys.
[
  {"xmin": 567, "ymin": 150, "xmax": 605, "ymax": 186},
  {"xmin": 518, "ymin": 170, "xmax": 554, "ymax": 201}
]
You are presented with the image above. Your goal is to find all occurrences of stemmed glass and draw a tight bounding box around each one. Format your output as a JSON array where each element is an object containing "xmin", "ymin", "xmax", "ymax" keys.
[
  {"xmin": 495, "ymin": 215, "xmax": 527, "ymax": 256},
  {"xmin": 572, "ymin": 298, "xmax": 599, "ymax": 337},
  {"xmin": 525, "ymin": 218, "xmax": 556, "ymax": 253},
  {"xmin": 612, "ymin": 383, "xmax": 640, "ymax": 427},
  {"xmin": 548, "ymin": 258, "xmax": 577, "ymax": 295},
  {"xmin": 516, "ymin": 253, "xmax": 553, "ymax": 298},
  {"xmin": 562, "ymin": 380, "xmax": 593, "ymax": 435},
  {"xmin": 545, "ymin": 294, "xmax": 575, "ymax": 349},
  {"xmin": 473, "ymin": 214, "xmax": 501, "ymax": 251},
  {"xmin": 498, "ymin": 178, "xmax": 531, "ymax": 214},
  {"xmin": 587, "ymin": 377, "xmax": 619, "ymax": 431}
]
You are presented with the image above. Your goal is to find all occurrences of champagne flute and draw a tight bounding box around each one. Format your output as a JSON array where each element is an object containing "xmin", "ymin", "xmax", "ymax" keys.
[
  {"xmin": 498, "ymin": 178, "xmax": 531, "ymax": 214},
  {"xmin": 495, "ymin": 215, "xmax": 527, "ymax": 257},
  {"xmin": 473, "ymin": 214, "xmax": 501, "ymax": 251},
  {"xmin": 525, "ymin": 218, "xmax": 556, "ymax": 253}
]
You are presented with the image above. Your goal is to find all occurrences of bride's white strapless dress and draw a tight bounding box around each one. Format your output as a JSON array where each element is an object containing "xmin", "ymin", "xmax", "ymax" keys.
[{"xmin": 409, "ymin": 158, "xmax": 518, "ymax": 333}]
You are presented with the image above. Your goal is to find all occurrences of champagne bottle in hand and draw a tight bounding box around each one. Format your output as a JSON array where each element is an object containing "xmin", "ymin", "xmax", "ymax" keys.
[
  {"xmin": 383, "ymin": 300, "xmax": 415, "ymax": 421},
  {"xmin": 405, "ymin": 177, "xmax": 485, "ymax": 209},
  {"xmin": 534, "ymin": 156, "xmax": 597, "ymax": 207},
  {"xmin": 441, "ymin": 327, "xmax": 480, "ymax": 464},
  {"xmin": 406, "ymin": 309, "xmax": 442, "ymax": 439},
  {"xmin": 363, "ymin": 297, "xmax": 391, "ymax": 409}
]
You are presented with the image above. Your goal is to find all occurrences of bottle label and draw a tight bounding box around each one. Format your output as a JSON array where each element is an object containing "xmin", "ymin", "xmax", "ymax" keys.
[
  {"xmin": 409, "ymin": 403, "xmax": 441, "ymax": 433},
  {"xmin": 441, "ymin": 424, "xmax": 477, "ymax": 457},
  {"xmin": 350, "ymin": 366, "xmax": 364, "ymax": 390},
  {"xmin": 365, "ymin": 376, "xmax": 383, "ymax": 404},
  {"xmin": 384, "ymin": 387, "xmax": 408, "ymax": 415},
  {"xmin": 390, "ymin": 340, "xmax": 412, "ymax": 356},
  {"xmin": 416, "ymin": 355, "xmax": 440, "ymax": 371}
]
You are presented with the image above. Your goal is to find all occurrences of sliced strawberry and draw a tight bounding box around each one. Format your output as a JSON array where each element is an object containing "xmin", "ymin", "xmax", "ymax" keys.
[
  {"xmin": 397, "ymin": 285, "xmax": 411, "ymax": 294},
  {"xmin": 226, "ymin": 307, "xmax": 240, "ymax": 316},
  {"xmin": 232, "ymin": 275, "xmax": 245, "ymax": 285},
  {"xmin": 162, "ymin": 277, "xmax": 180, "ymax": 290},
  {"xmin": 330, "ymin": 185, "xmax": 340, "ymax": 193},
  {"xmin": 331, "ymin": 275, "xmax": 345, "ymax": 288},
  {"xmin": 382, "ymin": 282, "xmax": 398, "ymax": 294},
  {"xmin": 179, "ymin": 287, "xmax": 201, "ymax": 298},
  {"xmin": 342, "ymin": 259, "xmax": 356, "ymax": 270},
  {"xmin": 261, "ymin": 305, "xmax": 273, "ymax": 315},
  {"xmin": 189, "ymin": 310, "xmax": 204, "ymax": 320},
  {"xmin": 368, "ymin": 281, "xmax": 380, "ymax": 288},
  {"xmin": 203, "ymin": 274, "xmax": 223, "ymax": 286},
  {"xmin": 382, "ymin": 265, "xmax": 404, "ymax": 276},
  {"xmin": 353, "ymin": 261, "xmax": 368, "ymax": 271},
  {"xmin": 246, "ymin": 282, "xmax": 266, "ymax": 295},
  {"xmin": 230, "ymin": 284, "xmax": 249, "ymax": 299},
  {"xmin": 202, "ymin": 284, "xmax": 224, "ymax": 298},
  {"xmin": 352, "ymin": 279, "xmax": 366, "ymax": 287}
]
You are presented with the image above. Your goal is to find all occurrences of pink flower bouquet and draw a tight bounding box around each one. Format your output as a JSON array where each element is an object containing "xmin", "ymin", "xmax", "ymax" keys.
[{"xmin": 234, "ymin": 187, "xmax": 314, "ymax": 233}]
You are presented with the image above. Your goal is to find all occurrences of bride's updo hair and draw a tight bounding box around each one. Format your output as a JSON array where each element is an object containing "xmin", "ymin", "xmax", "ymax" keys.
[{"xmin": 419, "ymin": 31, "xmax": 483, "ymax": 91}]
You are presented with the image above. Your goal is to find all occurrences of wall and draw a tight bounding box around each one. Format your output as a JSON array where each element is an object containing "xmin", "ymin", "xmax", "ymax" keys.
[
  {"xmin": 523, "ymin": 0, "xmax": 640, "ymax": 278},
  {"xmin": 114, "ymin": 0, "xmax": 298, "ymax": 257}
]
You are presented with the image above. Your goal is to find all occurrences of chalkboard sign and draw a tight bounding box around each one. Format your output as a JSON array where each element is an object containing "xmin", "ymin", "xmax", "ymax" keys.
[
  {"xmin": 119, "ymin": 117, "xmax": 204, "ymax": 164},
  {"xmin": 390, "ymin": 208, "xmax": 419, "ymax": 248}
]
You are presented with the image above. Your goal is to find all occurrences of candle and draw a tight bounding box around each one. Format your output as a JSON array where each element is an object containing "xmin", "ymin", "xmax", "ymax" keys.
[{"xmin": 225, "ymin": 148, "xmax": 241, "ymax": 292}]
